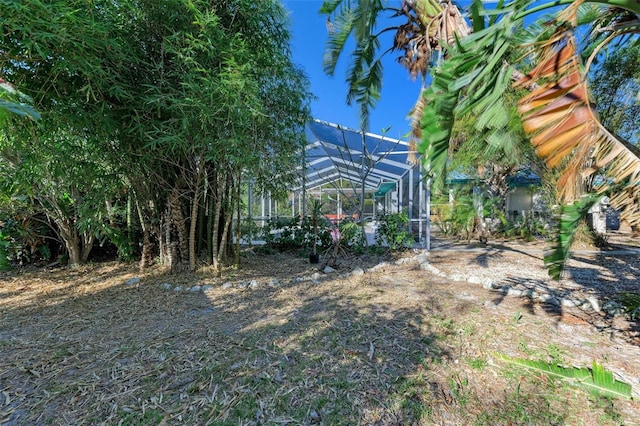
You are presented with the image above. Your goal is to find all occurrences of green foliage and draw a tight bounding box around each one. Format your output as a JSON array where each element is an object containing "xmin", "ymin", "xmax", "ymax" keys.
[
  {"xmin": 589, "ymin": 40, "xmax": 640, "ymax": 144},
  {"xmin": 338, "ymin": 219, "xmax": 367, "ymax": 253},
  {"xmin": 502, "ymin": 212, "xmax": 550, "ymax": 241},
  {"xmin": 613, "ymin": 292, "xmax": 640, "ymax": 321},
  {"xmin": 238, "ymin": 218, "xmax": 261, "ymax": 245},
  {"xmin": 0, "ymin": 217, "xmax": 51, "ymax": 265},
  {"xmin": 1, "ymin": 0, "xmax": 311, "ymax": 267},
  {"xmin": 260, "ymin": 216, "xmax": 331, "ymax": 253},
  {"xmin": 420, "ymin": 1, "xmax": 528, "ymax": 190},
  {"xmin": 545, "ymin": 195, "xmax": 602, "ymax": 280},
  {"xmin": 321, "ymin": 0, "xmax": 386, "ymax": 130},
  {"xmin": 433, "ymin": 193, "xmax": 476, "ymax": 241},
  {"xmin": 498, "ymin": 354, "xmax": 632, "ymax": 400},
  {"xmin": 375, "ymin": 211, "xmax": 413, "ymax": 250},
  {"xmin": 433, "ymin": 188, "xmax": 495, "ymax": 242},
  {"xmin": 0, "ymin": 81, "xmax": 40, "ymax": 121},
  {"xmin": 0, "ymin": 230, "xmax": 9, "ymax": 271}
]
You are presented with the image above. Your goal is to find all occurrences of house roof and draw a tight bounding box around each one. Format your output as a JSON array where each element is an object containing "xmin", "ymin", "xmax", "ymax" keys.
[
  {"xmin": 445, "ymin": 168, "xmax": 541, "ymax": 187},
  {"xmin": 507, "ymin": 168, "xmax": 542, "ymax": 187},
  {"xmin": 296, "ymin": 119, "xmax": 416, "ymax": 192}
]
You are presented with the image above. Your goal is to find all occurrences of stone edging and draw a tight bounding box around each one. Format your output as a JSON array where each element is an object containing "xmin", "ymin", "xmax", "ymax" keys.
[
  {"xmin": 406, "ymin": 252, "xmax": 629, "ymax": 316},
  {"xmin": 128, "ymin": 251, "xmax": 626, "ymax": 317}
]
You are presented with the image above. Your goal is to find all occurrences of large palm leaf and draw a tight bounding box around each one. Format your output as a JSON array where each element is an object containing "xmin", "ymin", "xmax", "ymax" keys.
[
  {"xmin": 0, "ymin": 78, "xmax": 41, "ymax": 120},
  {"xmin": 321, "ymin": 0, "xmax": 470, "ymax": 130},
  {"xmin": 419, "ymin": 0, "xmax": 640, "ymax": 277},
  {"xmin": 322, "ymin": 0, "xmax": 392, "ymax": 130},
  {"xmin": 323, "ymin": 0, "xmax": 640, "ymax": 278},
  {"xmin": 514, "ymin": 2, "xmax": 640, "ymax": 276},
  {"xmin": 419, "ymin": 0, "xmax": 528, "ymax": 187}
]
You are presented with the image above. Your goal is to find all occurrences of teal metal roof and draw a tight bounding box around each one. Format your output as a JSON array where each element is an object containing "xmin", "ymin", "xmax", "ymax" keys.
[
  {"xmin": 507, "ymin": 168, "xmax": 542, "ymax": 187},
  {"xmin": 374, "ymin": 182, "xmax": 396, "ymax": 197}
]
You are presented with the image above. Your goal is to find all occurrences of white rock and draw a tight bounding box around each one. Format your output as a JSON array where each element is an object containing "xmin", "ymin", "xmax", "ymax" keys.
[
  {"xmin": 248, "ymin": 279, "xmax": 259, "ymax": 289},
  {"xmin": 190, "ymin": 285, "xmax": 201, "ymax": 293},
  {"xmin": 351, "ymin": 268, "xmax": 365, "ymax": 276},
  {"xmin": 467, "ymin": 276, "xmax": 484, "ymax": 285},
  {"xmin": 482, "ymin": 280, "xmax": 495, "ymax": 290},
  {"xmin": 173, "ymin": 286, "xmax": 183, "ymax": 292},
  {"xmin": 202, "ymin": 285, "xmax": 214, "ymax": 291},
  {"xmin": 368, "ymin": 262, "xmax": 389, "ymax": 272},
  {"xmin": 126, "ymin": 277, "xmax": 140, "ymax": 286},
  {"xmin": 269, "ymin": 278, "xmax": 281, "ymax": 287},
  {"xmin": 420, "ymin": 263, "xmax": 439, "ymax": 274},
  {"xmin": 323, "ymin": 266, "xmax": 336, "ymax": 274},
  {"xmin": 222, "ymin": 282, "xmax": 233, "ymax": 290},
  {"xmin": 161, "ymin": 283, "xmax": 172, "ymax": 290},
  {"xmin": 538, "ymin": 293, "xmax": 559, "ymax": 305},
  {"xmin": 561, "ymin": 298, "xmax": 578, "ymax": 307},
  {"xmin": 586, "ymin": 297, "xmax": 600, "ymax": 312},
  {"xmin": 507, "ymin": 288, "xmax": 523, "ymax": 297},
  {"xmin": 521, "ymin": 289, "xmax": 535, "ymax": 298},
  {"xmin": 311, "ymin": 272, "xmax": 322, "ymax": 280},
  {"xmin": 449, "ymin": 274, "xmax": 467, "ymax": 282}
]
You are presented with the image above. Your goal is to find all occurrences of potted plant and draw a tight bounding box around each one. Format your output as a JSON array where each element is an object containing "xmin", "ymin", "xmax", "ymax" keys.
[{"xmin": 309, "ymin": 199, "xmax": 323, "ymax": 264}]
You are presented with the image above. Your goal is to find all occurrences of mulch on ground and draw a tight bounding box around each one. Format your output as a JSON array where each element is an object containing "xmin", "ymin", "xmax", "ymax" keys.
[{"xmin": 1, "ymin": 241, "xmax": 639, "ymax": 425}]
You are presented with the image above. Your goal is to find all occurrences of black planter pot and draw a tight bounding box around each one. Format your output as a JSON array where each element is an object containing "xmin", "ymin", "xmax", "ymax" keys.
[{"xmin": 309, "ymin": 253, "xmax": 320, "ymax": 264}]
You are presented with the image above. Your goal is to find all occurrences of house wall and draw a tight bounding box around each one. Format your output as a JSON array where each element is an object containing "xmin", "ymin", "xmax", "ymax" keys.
[{"xmin": 506, "ymin": 187, "xmax": 533, "ymax": 216}]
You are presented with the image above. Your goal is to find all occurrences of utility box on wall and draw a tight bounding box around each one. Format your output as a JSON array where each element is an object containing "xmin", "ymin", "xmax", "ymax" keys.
[{"xmin": 588, "ymin": 197, "xmax": 609, "ymax": 234}]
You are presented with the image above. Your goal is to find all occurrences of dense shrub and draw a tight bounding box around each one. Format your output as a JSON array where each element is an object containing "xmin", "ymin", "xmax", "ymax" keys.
[{"xmin": 375, "ymin": 211, "xmax": 413, "ymax": 250}]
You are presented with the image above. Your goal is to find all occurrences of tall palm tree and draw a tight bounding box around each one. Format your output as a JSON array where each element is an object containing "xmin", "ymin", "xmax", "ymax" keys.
[{"xmin": 322, "ymin": 0, "xmax": 640, "ymax": 278}]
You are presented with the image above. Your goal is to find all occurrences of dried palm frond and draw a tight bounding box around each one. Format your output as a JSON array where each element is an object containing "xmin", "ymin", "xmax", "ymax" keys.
[
  {"xmin": 515, "ymin": 7, "xmax": 640, "ymax": 229},
  {"xmin": 394, "ymin": 0, "xmax": 470, "ymax": 77}
]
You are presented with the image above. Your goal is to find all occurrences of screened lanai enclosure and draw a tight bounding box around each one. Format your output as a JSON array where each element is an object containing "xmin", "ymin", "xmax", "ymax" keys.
[{"xmin": 243, "ymin": 119, "xmax": 433, "ymax": 247}]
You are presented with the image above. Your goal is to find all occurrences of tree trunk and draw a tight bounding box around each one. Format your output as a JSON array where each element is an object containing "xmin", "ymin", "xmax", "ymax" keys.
[
  {"xmin": 136, "ymin": 197, "xmax": 155, "ymax": 271},
  {"xmin": 80, "ymin": 232, "xmax": 94, "ymax": 263},
  {"xmin": 207, "ymin": 188, "xmax": 214, "ymax": 263},
  {"xmin": 234, "ymin": 173, "xmax": 241, "ymax": 268},
  {"xmin": 169, "ymin": 186, "xmax": 188, "ymax": 265},
  {"xmin": 164, "ymin": 209, "xmax": 177, "ymax": 272},
  {"xmin": 189, "ymin": 162, "xmax": 204, "ymax": 271},
  {"xmin": 216, "ymin": 174, "xmax": 233, "ymax": 266},
  {"xmin": 211, "ymin": 176, "xmax": 223, "ymax": 271},
  {"xmin": 58, "ymin": 221, "xmax": 82, "ymax": 266},
  {"xmin": 217, "ymin": 200, "xmax": 233, "ymax": 267},
  {"xmin": 66, "ymin": 238, "xmax": 82, "ymax": 266}
]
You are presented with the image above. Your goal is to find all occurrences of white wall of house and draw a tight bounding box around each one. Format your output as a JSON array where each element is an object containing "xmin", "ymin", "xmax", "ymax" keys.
[{"xmin": 506, "ymin": 187, "xmax": 534, "ymax": 216}]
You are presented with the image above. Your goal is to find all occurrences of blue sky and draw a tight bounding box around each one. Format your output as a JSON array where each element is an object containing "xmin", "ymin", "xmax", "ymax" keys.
[{"xmin": 282, "ymin": 0, "xmax": 425, "ymax": 140}]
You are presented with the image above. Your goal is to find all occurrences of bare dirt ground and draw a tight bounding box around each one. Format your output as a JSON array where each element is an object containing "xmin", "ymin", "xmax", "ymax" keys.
[{"xmin": 1, "ymin": 233, "xmax": 639, "ymax": 425}]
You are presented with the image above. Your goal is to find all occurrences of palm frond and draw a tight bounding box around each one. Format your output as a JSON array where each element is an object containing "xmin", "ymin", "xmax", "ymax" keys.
[
  {"xmin": 352, "ymin": 58, "xmax": 383, "ymax": 131},
  {"xmin": 418, "ymin": 68, "xmax": 459, "ymax": 185},
  {"xmin": 322, "ymin": 0, "xmax": 388, "ymax": 129},
  {"xmin": 323, "ymin": 4, "xmax": 355, "ymax": 76},
  {"xmin": 418, "ymin": 0, "xmax": 524, "ymax": 185},
  {"xmin": 319, "ymin": 0, "xmax": 343, "ymax": 15},
  {"xmin": 0, "ymin": 79, "xmax": 41, "ymax": 120},
  {"xmin": 498, "ymin": 354, "xmax": 633, "ymax": 400},
  {"xmin": 515, "ymin": 9, "xmax": 640, "ymax": 229},
  {"xmin": 544, "ymin": 194, "xmax": 601, "ymax": 280}
]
